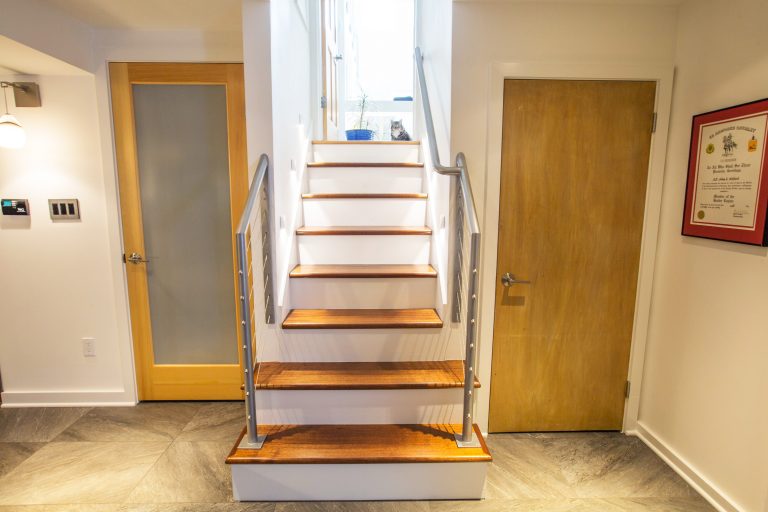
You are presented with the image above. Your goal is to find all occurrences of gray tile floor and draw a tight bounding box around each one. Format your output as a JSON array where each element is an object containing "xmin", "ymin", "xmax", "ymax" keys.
[{"xmin": 0, "ymin": 402, "xmax": 714, "ymax": 511}]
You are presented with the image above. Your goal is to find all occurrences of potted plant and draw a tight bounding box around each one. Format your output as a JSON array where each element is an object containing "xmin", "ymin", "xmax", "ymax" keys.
[{"xmin": 345, "ymin": 93, "xmax": 375, "ymax": 141}]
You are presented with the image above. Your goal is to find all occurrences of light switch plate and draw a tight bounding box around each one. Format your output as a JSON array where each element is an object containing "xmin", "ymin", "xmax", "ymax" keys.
[{"xmin": 49, "ymin": 199, "xmax": 80, "ymax": 220}]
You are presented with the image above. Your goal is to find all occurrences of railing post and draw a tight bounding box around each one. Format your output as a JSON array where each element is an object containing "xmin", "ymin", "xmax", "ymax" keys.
[
  {"xmin": 235, "ymin": 154, "xmax": 272, "ymax": 450},
  {"xmin": 236, "ymin": 230, "xmax": 266, "ymax": 449},
  {"xmin": 415, "ymin": 49, "xmax": 482, "ymax": 448},
  {"xmin": 456, "ymin": 228, "xmax": 482, "ymax": 448}
]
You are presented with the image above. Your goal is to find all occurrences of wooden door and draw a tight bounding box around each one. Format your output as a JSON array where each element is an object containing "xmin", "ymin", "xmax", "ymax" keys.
[
  {"xmin": 322, "ymin": 0, "xmax": 340, "ymax": 139},
  {"xmin": 110, "ymin": 63, "xmax": 248, "ymax": 400},
  {"xmin": 489, "ymin": 79, "xmax": 656, "ymax": 432}
]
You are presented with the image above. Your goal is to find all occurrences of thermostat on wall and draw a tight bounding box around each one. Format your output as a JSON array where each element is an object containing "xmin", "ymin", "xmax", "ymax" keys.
[{"xmin": 1, "ymin": 199, "xmax": 30, "ymax": 216}]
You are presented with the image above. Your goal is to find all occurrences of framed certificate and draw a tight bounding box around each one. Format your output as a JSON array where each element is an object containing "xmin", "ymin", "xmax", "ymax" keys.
[{"xmin": 682, "ymin": 98, "xmax": 768, "ymax": 246}]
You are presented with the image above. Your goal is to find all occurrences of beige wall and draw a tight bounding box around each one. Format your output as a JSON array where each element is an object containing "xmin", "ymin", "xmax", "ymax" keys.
[
  {"xmin": 639, "ymin": 1, "xmax": 768, "ymax": 511},
  {"xmin": 450, "ymin": 0, "xmax": 679, "ymax": 435},
  {"xmin": 0, "ymin": 73, "xmax": 131, "ymax": 405},
  {"xmin": 0, "ymin": 0, "xmax": 248, "ymax": 405}
]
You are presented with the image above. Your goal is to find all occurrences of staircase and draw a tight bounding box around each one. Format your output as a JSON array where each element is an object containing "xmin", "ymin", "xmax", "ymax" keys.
[{"xmin": 226, "ymin": 140, "xmax": 491, "ymax": 501}]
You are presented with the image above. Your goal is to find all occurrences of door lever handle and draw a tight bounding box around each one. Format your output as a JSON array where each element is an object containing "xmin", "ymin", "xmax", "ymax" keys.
[
  {"xmin": 125, "ymin": 252, "xmax": 149, "ymax": 264},
  {"xmin": 501, "ymin": 272, "xmax": 531, "ymax": 287}
]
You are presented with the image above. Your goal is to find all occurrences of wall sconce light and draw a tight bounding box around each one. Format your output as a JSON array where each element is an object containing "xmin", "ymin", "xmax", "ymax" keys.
[{"xmin": 0, "ymin": 81, "xmax": 42, "ymax": 149}]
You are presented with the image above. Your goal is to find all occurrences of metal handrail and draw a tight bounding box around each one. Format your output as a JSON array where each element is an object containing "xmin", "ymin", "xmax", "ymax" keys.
[
  {"xmin": 415, "ymin": 47, "xmax": 482, "ymax": 447},
  {"xmin": 235, "ymin": 153, "xmax": 274, "ymax": 449}
]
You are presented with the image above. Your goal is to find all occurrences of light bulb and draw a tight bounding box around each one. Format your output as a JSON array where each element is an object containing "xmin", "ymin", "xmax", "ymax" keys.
[{"xmin": 0, "ymin": 113, "xmax": 26, "ymax": 149}]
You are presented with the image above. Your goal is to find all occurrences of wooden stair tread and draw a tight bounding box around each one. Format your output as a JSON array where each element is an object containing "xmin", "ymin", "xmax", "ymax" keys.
[
  {"xmin": 227, "ymin": 424, "xmax": 491, "ymax": 464},
  {"xmin": 255, "ymin": 361, "xmax": 480, "ymax": 390},
  {"xmin": 297, "ymin": 226, "xmax": 432, "ymax": 236},
  {"xmin": 282, "ymin": 308, "xmax": 443, "ymax": 329},
  {"xmin": 302, "ymin": 193, "xmax": 427, "ymax": 199},
  {"xmin": 290, "ymin": 264, "xmax": 437, "ymax": 278},
  {"xmin": 307, "ymin": 162, "xmax": 424, "ymax": 168},
  {"xmin": 312, "ymin": 140, "xmax": 421, "ymax": 145}
]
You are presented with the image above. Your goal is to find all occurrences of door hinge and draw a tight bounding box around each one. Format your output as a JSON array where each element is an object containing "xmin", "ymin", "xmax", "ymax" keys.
[
  {"xmin": 320, "ymin": 95, "xmax": 327, "ymax": 109},
  {"xmin": 624, "ymin": 380, "xmax": 631, "ymax": 398},
  {"xmin": 651, "ymin": 112, "xmax": 658, "ymax": 133}
]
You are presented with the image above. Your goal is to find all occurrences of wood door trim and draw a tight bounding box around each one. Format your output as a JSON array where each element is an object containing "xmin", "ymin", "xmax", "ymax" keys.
[
  {"xmin": 476, "ymin": 63, "xmax": 674, "ymax": 434},
  {"xmin": 109, "ymin": 62, "xmax": 247, "ymax": 401},
  {"xmin": 110, "ymin": 62, "xmax": 152, "ymax": 398},
  {"xmin": 489, "ymin": 79, "xmax": 657, "ymax": 431}
]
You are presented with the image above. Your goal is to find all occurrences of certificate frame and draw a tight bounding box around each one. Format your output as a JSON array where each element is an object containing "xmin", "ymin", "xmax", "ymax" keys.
[{"xmin": 682, "ymin": 98, "xmax": 768, "ymax": 246}]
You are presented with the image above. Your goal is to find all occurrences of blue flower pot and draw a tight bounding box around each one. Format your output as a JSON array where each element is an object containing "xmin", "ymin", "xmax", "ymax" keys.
[{"xmin": 345, "ymin": 129, "xmax": 375, "ymax": 141}]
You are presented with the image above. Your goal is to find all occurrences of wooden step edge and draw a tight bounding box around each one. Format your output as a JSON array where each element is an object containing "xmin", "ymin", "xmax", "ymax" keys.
[
  {"xmin": 307, "ymin": 162, "xmax": 424, "ymax": 168},
  {"xmin": 312, "ymin": 140, "xmax": 421, "ymax": 145},
  {"xmin": 296, "ymin": 226, "xmax": 432, "ymax": 236},
  {"xmin": 226, "ymin": 423, "xmax": 492, "ymax": 465},
  {"xmin": 282, "ymin": 308, "xmax": 443, "ymax": 329},
  {"xmin": 289, "ymin": 264, "xmax": 437, "ymax": 279},
  {"xmin": 302, "ymin": 193, "xmax": 427, "ymax": 200},
  {"xmin": 254, "ymin": 361, "xmax": 481, "ymax": 390}
]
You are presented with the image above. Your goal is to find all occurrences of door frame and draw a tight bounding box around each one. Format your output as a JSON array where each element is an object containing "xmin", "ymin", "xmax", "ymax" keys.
[
  {"xmin": 109, "ymin": 62, "xmax": 248, "ymax": 401},
  {"xmin": 477, "ymin": 61, "xmax": 675, "ymax": 434}
]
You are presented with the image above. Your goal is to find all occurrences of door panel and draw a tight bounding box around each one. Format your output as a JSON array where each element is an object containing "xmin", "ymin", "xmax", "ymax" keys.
[
  {"xmin": 110, "ymin": 63, "xmax": 248, "ymax": 400},
  {"xmin": 489, "ymin": 79, "xmax": 656, "ymax": 432},
  {"xmin": 132, "ymin": 84, "xmax": 237, "ymax": 365}
]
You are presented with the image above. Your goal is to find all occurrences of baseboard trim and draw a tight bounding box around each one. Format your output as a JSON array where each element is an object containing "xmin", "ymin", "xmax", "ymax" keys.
[
  {"xmin": 629, "ymin": 422, "xmax": 742, "ymax": 512},
  {"xmin": 0, "ymin": 389, "xmax": 136, "ymax": 407}
]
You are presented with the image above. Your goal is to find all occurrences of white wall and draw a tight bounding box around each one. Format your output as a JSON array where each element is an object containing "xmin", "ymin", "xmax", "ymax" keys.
[
  {"xmin": 0, "ymin": 0, "xmax": 251, "ymax": 406},
  {"xmin": 415, "ymin": 0, "xmax": 452, "ymax": 159},
  {"xmin": 639, "ymin": 2, "xmax": 768, "ymax": 511},
  {"xmin": 0, "ymin": 74, "xmax": 132, "ymax": 405},
  {"xmin": 450, "ymin": 0, "xmax": 679, "ymax": 434},
  {"xmin": 414, "ymin": 0, "xmax": 453, "ymax": 309},
  {"xmin": 265, "ymin": 0, "xmax": 312, "ymax": 315}
]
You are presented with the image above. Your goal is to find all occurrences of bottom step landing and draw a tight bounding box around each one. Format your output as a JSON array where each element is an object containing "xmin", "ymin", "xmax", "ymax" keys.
[{"xmin": 227, "ymin": 424, "xmax": 491, "ymax": 501}]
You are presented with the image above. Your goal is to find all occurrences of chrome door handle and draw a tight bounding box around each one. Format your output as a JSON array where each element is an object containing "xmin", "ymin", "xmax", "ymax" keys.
[
  {"xmin": 125, "ymin": 252, "xmax": 149, "ymax": 264},
  {"xmin": 334, "ymin": 54, "xmax": 343, "ymax": 61},
  {"xmin": 501, "ymin": 272, "xmax": 530, "ymax": 287}
]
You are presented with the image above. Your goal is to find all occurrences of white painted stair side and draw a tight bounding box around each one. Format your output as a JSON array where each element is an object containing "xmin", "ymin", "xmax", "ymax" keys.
[
  {"xmin": 259, "ymin": 330, "xmax": 462, "ymax": 362},
  {"xmin": 256, "ymin": 388, "xmax": 463, "ymax": 425},
  {"xmin": 290, "ymin": 276, "xmax": 436, "ymax": 309},
  {"xmin": 298, "ymin": 234, "xmax": 431, "ymax": 265},
  {"xmin": 232, "ymin": 462, "xmax": 488, "ymax": 501},
  {"xmin": 313, "ymin": 143, "xmax": 420, "ymax": 163},
  {"xmin": 308, "ymin": 166, "xmax": 423, "ymax": 194},
  {"xmin": 302, "ymin": 198, "xmax": 426, "ymax": 227}
]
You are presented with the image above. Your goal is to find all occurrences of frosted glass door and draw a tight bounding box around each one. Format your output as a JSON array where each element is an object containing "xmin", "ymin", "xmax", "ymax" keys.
[{"xmin": 132, "ymin": 84, "xmax": 238, "ymax": 365}]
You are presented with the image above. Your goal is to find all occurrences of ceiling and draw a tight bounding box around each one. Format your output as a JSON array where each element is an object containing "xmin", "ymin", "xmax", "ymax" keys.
[
  {"xmin": 43, "ymin": 0, "xmax": 243, "ymax": 32},
  {"xmin": 0, "ymin": 36, "xmax": 88, "ymax": 76}
]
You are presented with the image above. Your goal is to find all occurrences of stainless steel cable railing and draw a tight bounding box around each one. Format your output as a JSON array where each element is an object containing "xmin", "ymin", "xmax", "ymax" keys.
[
  {"xmin": 235, "ymin": 153, "xmax": 275, "ymax": 449},
  {"xmin": 415, "ymin": 47, "xmax": 482, "ymax": 447}
]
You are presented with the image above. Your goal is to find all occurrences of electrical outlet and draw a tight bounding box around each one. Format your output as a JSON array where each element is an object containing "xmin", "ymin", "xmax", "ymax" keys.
[{"xmin": 82, "ymin": 337, "xmax": 96, "ymax": 357}]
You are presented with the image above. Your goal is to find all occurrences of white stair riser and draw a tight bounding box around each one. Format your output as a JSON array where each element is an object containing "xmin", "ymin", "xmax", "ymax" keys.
[
  {"xmin": 232, "ymin": 462, "xmax": 488, "ymax": 501},
  {"xmin": 308, "ymin": 167, "xmax": 423, "ymax": 194},
  {"xmin": 303, "ymin": 198, "xmax": 426, "ymax": 227},
  {"xmin": 259, "ymin": 330, "xmax": 463, "ymax": 362},
  {"xmin": 290, "ymin": 277, "xmax": 436, "ymax": 309},
  {"xmin": 313, "ymin": 144, "xmax": 420, "ymax": 163},
  {"xmin": 298, "ymin": 235, "xmax": 430, "ymax": 264},
  {"xmin": 256, "ymin": 389, "xmax": 463, "ymax": 424}
]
